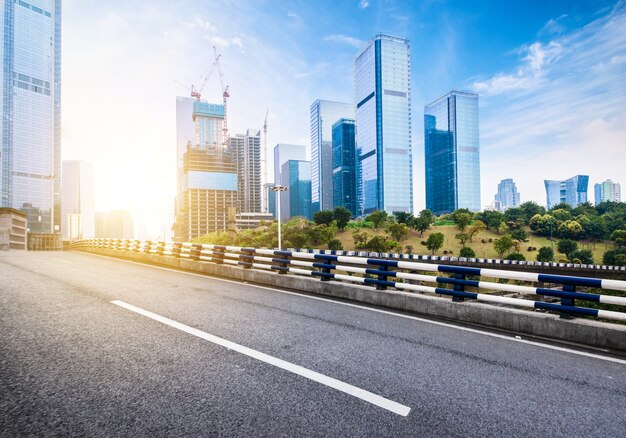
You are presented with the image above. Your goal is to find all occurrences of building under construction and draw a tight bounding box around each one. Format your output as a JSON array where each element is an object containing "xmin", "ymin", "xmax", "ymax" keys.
[{"xmin": 174, "ymin": 101, "xmax": 237, "ymax": 241}]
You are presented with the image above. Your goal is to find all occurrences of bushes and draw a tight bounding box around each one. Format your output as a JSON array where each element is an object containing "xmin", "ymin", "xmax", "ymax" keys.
[
  {"xmin": 459, "ymin": 247, "xmax": 476, "ymax": 258},
  {"xmin": 505, "ymin": 253, "xmax": 526, "ymax": 261}
]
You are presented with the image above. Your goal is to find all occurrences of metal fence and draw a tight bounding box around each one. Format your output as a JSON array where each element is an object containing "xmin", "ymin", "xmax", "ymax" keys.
[{"xmin": 71, "ymin": 239, "xmax": 626, "ymax": 323}]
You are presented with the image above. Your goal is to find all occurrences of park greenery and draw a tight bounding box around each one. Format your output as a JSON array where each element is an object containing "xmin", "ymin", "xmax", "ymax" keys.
[{"xmin": 193, "ymin": 200, "xmax": 626, "ymax": 267}]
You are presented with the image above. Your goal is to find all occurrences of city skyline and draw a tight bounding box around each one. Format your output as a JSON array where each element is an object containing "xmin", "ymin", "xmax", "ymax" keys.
[{"xmin": 56, "ymin": 1, "xmax": 625, "ymax": 236}]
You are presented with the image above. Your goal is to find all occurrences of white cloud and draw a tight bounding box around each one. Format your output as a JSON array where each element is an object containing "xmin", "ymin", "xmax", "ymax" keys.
[
  {"xmin": 359, "ymin": 0, "xmax": 369, "ymax": 9},
  {"xmin": 195, "ymin": 17, "xmax": 216, "ymax": 32},
  {"xmin": 539, "ymin": 14, "xmax": 568, "ymax": 36},
  {"xmin": 324, "ymin": 34, "xmax": 365, "ymax": 49}
]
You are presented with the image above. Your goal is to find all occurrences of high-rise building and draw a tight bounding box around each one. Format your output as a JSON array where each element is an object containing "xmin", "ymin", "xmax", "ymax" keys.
[
  {"xmin": 173, "ymin": 101, "xmax": 237, "ymax": 241},
  {"xmin": 424, "ymin": 90, "xmax": 481, "ymax": 215},
  {"xmin": 310, "ymin": 100, "xmax": 354, "ymax": 213},
  {"xmin": 354, "ymin": 34, "xmax": 412, "ymax": 215},
  {"xmin": 227, "ymin": 129, "xmax": 262, "ymax": 213},
  {"xmin": 1, "ymin": 1, "xmax": 62, "ymax": 234},
  {"xmin": 493, "ymin": 178, "xmax": 520, "ymax": 212},
  {"xmin": 61, "ymin": 160, "xmax": 95, "ymax": 240},
  {"xmin": 95, "ymin": 211, "xmax": 134, "ymax": 239},
  {"xmin": 273, "ymin": 144, "xmax": 306, "ymax": 184},
  {"xmin": 544, "ymin": 175, "xmax": 589, "ymax": 209},
  {"xmin": 332, "ymin": 118, "xmax": 358, "ymax": 216},
  {"xmin": 594, "ymin": 179, "xmax": 621, "ymax": 205},
  {"xmin": 280, "ymin": 160, "xmax": 312, "ymax": 221}
]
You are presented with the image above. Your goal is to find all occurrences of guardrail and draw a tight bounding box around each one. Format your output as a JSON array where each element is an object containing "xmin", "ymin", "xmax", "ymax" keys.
[{"xmin": 71, "ymin": 239, "xmax": 626, "ymax": 323}]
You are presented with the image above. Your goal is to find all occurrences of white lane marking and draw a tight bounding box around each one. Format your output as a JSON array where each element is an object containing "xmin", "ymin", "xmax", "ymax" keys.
[
  {"xmin": 80, "ymin": 252, "xmax": 626, "ymax": 365},
  {"xmin": 111, "ymin": 300, "xmax": 411, "ymax": 417}
]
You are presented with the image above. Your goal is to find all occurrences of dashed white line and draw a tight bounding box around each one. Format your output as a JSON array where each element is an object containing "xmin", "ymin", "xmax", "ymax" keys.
[
  {"xmin": 81, "ymin": 252, "xmax": 626, "ymax": 365},
  {"xmin": 111, "ymin": 299, "xmax": 411, "ymax": 417}
]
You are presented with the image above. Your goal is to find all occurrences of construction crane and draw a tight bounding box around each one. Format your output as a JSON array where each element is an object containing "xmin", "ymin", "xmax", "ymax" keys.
[
  {"xmin": 213, "ymin": 46, "xmax": 230, "ymax": 145},
  {"xmin": 191, "ymin": 52, "xmax": 220, "ymax": 101}
]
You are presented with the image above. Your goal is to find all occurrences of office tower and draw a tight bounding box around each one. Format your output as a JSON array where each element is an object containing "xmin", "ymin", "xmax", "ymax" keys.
[
  {"xmin": 273, "ymin": 144, "xmax": 306, "ymax": 184},
  {"xmin": 1, "ymin": 1, "xmax": 62, "ymax": 234},
  {"xmin": 227, "ymin": 129, "xmax": 262, "ymax": 213},
  {"xmin": 424, "ymin": 90, "xmax": 481, "ymax": 215},
  {"xmin": 280, "ymin": 160, "xmax": 312, "ymax": 221},
  {"xmin": 544, "ymin": 175, "xmax": 589, "ymax": 209},
  {"xmin": 494, "ymin": 178, "xmax": 520, "ymax": 212},
  {"xmin": 61, "ymin": 160, "xmax": 95, "ymax": 240},
  {"xmin": 332, "ymin": 118, "xmax": 358, "ymax": 216},
  {"xmin": 594, "ymin": 179, "xmax": 621, "ymax": 205},
  {"xmin": 354, "ymin": 34, "xmax": 412, "ymax": 215},
  {"xmin": 173, "ymin": 101, "xmax": 237, "ymax": 241},
  {"xmin": 95, "ymin": 211, "xmax": 134, "ymax": 239},
  {"xmin": 310, "ymin": 100, "xmax": 354, "ymax": 213}
]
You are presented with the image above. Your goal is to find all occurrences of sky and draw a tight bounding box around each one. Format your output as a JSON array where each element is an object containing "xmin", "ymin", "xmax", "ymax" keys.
[{"xmin": 61, "ymin": 0, "xmax": 626, "ymax": 239}]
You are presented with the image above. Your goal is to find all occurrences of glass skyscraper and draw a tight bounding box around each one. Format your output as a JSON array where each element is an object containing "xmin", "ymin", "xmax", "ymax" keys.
[
  {"xmin": 1, "ymin": 0, "xmax": 62, "ymax": 233},
  {"xmin": 280, "ymin": 160, "xmax": 311, "ymax": 221},
  {"xmin": 354, "ymin": 34, "xmax": 412, "ymax": 215},
  {"xmin": 544, "ymin": 175, "xmax": 589, "ymax": 209},
  {"xmin": 310, "ymin": 99, "xmax": 353, "ymax": 213},
  {"xmin": 494, "ymin": 178, "xmax": 520, "ymax": 212},
  {"xmin": 332, "ymin": 118, "xmax": 358, "ymax": 216},
  {"xmin": 424, "ymin": 90, "xmax": 481, "ymax": 215}
]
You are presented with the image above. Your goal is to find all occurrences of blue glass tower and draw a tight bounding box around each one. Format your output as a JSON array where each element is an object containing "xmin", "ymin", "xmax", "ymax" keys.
[
  {"xmin": 310, "ymin": 100, "xmax": 353, "ymax": 213},
  {"xmin": 1, "ymin": 0, "xmax": 62, "ymax": 233},
  {"xmin": 544, "ymin": 175, "xmax": 589, "ymax": 209},
  {"xmin": 280, "ymin": 160, "xmax": 311, "ymax": 220},
  {"xmin": 354, "ymin": 34, "xmax": 412, "ymax": 215},
  {"xmin": 424, "ymin": 90, "xmax": 481, "ymax": 215},
  {"xmin": 332, "ymin": 118, "xmax": 357, "ymax": 216}
]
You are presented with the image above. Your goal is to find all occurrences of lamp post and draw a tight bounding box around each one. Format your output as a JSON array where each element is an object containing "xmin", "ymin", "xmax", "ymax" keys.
[{"xmin": 270, "ymin": 185, "xmax": 288, "ymax": 250}]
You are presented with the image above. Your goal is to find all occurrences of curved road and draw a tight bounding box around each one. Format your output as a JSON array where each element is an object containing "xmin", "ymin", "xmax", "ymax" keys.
[{"xmin": 1, "ymin": 251, "xmax": 625, "ymax": 436}]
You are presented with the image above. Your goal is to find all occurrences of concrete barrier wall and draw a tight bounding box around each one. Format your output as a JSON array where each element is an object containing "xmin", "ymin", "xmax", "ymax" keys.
[{"xmin": 77, "ymin": 247, "xmax": 626, "ymax": 352}]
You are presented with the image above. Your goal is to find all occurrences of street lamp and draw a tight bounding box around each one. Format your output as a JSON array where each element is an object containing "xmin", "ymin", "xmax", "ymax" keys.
[{"xmin": 270, "ymin": 185, "xmax": 288, "ymax": 250}]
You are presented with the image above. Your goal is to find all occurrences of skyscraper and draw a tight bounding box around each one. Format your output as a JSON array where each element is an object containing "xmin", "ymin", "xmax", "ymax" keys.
[
  {"xmin": 494, "ymin": 178, "xmax": 520, "ymax": 212},
  {"xmin": 310, "ymin": 100, "xmax": 354, "ymax": 213},
  {"xmin": 424, "ymin": 90, "xmax": 481, "ymax": 215},
  {"xmin": 61, "ymin": 160, "xmax": 95, "ymax": 240},
  {"xmin": 1, "ymin": 1, "xmax": 62, "ymax": 234},
  {"xmin": 332, "ymin": 118, "xmax": 358, "ymax": 216},
  {"xmin": 544, "ymin": 175, "xmax": 589, "ymax": 209},
  {"xmin": 227, "ymin": 129, "xmax": 262, "ymax": 213},
  {"xmin": 280, "ymin": 160, "xmax": 312, "ymax": 221},
  {"xmin": 354, "ymin": 34, "xmax": 412, "ymax": 215},
  {"xmin": 273, "ymin": 144, "xmax": 306, "ymax": 185},
  {"xmin": 594, "ymin": 179, "xmax": 621, "ymax": 205}
]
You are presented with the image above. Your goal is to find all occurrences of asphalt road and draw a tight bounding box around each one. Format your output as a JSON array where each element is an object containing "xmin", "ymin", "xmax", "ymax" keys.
[{"xmin": 1, "ymin": 251, "xmax": 625, "ymax": 437}]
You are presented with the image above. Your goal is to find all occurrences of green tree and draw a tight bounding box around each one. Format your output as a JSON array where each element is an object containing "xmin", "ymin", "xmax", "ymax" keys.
[
  {"xmin": 312, "ymin": 210, "xmax": 334, "ymax": 225},
  {"xmin": 497, "ymin": 222, "xmax": 509, "ymax": 235},
  {"xmin": 411, "ymin": 210, "xmax": 434, "ymax": 237},
  {"xmin": 455, "ymin": 232, "xmax": 471, "ymax": 247},
  {"xmin": 394, "ymin": 211, "xmax": 414, "ymax": 224},
  {"xmin": 332, "ymin": 206, "xmax": 352, "ymax": 230},
  {"xmin": 536, "ymin": 246, "xmax": 554, "ymax": 262},
  {"xmin": 557, "ymin": 239, "xmax": 578, "ymax": 259},
  {"xmin": 459, "ymin": 247, "xmax": 476, "ymax": 258},
  {"xmin": 503, "ymin": 207, "xmax": 525, "ymax": 224},
  {"xmin": 529, "ymin": 214, "xmax": 557, "ymax": 236},
  {"xmin": 453, "ymin": 212, "xmax": 472, "ymax": 231},
  {"xmin": 467, "ymin": 220, "xmax": 486, "ymax": 242},
  {"xmin": 327, "ymin": 239, "xmax": 343, "ymax": 250},
  {"xmin": 505, "ymin": 252, "xmax": 526, "ymax": 261},
  {"xmin": 352, "ymin": 230, "xmax": 369, "ymax": 248},
  {"xmin": 493, "ymin": 235, "xmax": 514, "ymax": 258},
  {"xmin": 579, "ymin": 214, "xmax": 608, "ymax": 241},
  {"xmin": 364, "ymin": 235, "xmax": 393, "ymax": 253},
  {"xmin": 603, "ymin": 249, "xmax": 626, "ymax": 265},
  {"xmin": 551, "ymin": 208, "xmax": 573, "ymax": 222},
  {"xmin": 519, "ymin": 201, "xmax": 545, "ymax": 223},
  {"xmin": 569, "ymin": 249, "xmax": 594, "ymax": 264},
  {"xmin": 318, "ymin": 222, "xmax": 338, "ymax": 245},
  {"xmin": 510, "ymin": 228, "xmax": 528, "ymax": 242},
  {"xmin": 477, "ymin": 210, "xmax": 504, "ymax": 231},
  {"xmin": 365, "ymin": 210, "xmax": 388, "ymax": 229},
  {"xmin": 287, "ymin": 231, "xmax": 309, "ymax": 249},
  {"xmin": 418, "ymin": 209, "xmax": 434, "ymax": 224},
  {"xmin": 557, "ymin": 220, "xmax": 584, "ymax": 240},
  {"xmin": 549, "ymin": 202, "xmax": 573, "ymax": 212},
  {"xmin": 387, "ymin": 222, "xmax": 409, "ymax": 242},
  {"xmin": 616, "ymin": 254, "xmax": 626, "ymax": 266},
  {"xmin": 426, "ymin": 232, "xmax": 445, "ymax": 254},
  {"xmin": 611, "ymin": 230, "xmax": 626, "ymax": 248}
]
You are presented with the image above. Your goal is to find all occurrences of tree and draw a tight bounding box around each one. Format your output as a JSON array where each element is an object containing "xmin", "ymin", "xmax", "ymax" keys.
[
  {"xmin": 569, "ymin": 249, "xmax": 594, "ymax": 264},
  {"xmin": 510, "ymin": 228, "xmax": 528, "ymax": 242},
  {"xmin": 453, "ymin": 212, "xmax": 472, "ymax": 231},
  {"xmin": 529, "ymin": 214, "xmax": 557, "ymax": 236},
  {"xmin": 611, "ymin": 230, "xmax": 626, "ymax": 248},
  {"xmin": 580, "ymin": 214, "xmax": 608, "ymax": 241},
  {"xmin": 363, "ymin": 235, "xmax": 393, "ymax": 253},
  {"xmin": 418, "ymin": 209, "xmax": 434, "ymax": 224},
  {"xmin": 505, "ymin": 252, "xmax": 526, "ymax": 261},
  {"xmin": 477, "ymin": 210, "xmax": 504, "ymax": 231},
  {"xmin": 536, "ymin": 246, "xmax": 554, "ymax": 262},
  {"xmin": 317, "ymin": 222, "xmax": 338, "ymax": 245},
  {"xmin": 352, "ymin": 230, "xmax": 369, "ymax": 248},
  {"xmin": 313, "ymin": 210, "xmax": 334, "ymax": 225},
  {"xmin": 549, "ymin": 202, "xmax": 573, "ymax": 212},
  {"xmin": 287, "ymin": 231, "xmax": 308, "ymax": 249},
  {"xmin": 503, "ymin": 207, "xmax": 525, "ymax": 224},
  {"xmin": 332, "ymin": 206, "xmax": 352, "ymax": 230},
  {"xmin": 557, "ymin": 220, "xmax": 584, "ymax": 240},
  {"xmin": 426, "ymin": 232, "xmax": 445, "ymax": 254},
  {"xmin": 365, "ymin": 210, "xmax": 388, "ymax": 229},
  {"xmin": 459, "ymin": 247, "xmax": 476, "ymax": 258},
  {"xmin": 497, "ymin": 222, "xmax": 509, "ymax": 235},
  {"xmin": 603, "ymin": 249, "xmax": 626, "ymax": 265},
  {"xmin": 467, "ymin": 220, "xmax": 486, "ymax": 242},
  {"xmin": 454, "ymin": 232, "xmax": 471, "ymax": 247},
  {"xmin": 327, "ymin": 239, "xmax": 343, "ymax": 250},
  {"xmin": 394, "ymin": 211, "xmax": 414, "ymax": 224},
  {"xmin": 557, "ymin": 239, "xmax": 578, "ymax": 259},
  {"xmin": 411, "ymin": 210, "xmax": 434, "ymax": 237},
  {"xmin": 551, "ymin": 208, "xmax": 573, "ymax": 222},
  {"xmin": 387, "ymin": 222, "xmax": 409, "ymax": 242},
  {"xmin": 519, "ymin": 201, "xmax": 545, "ymax": 223},
  {"xmin": 493, "ymin": 235, "xmax": 514, "ymax": 258},
  {"xmin": 616, "ymin": 254, "xmax": 626, "ymax": 266}
]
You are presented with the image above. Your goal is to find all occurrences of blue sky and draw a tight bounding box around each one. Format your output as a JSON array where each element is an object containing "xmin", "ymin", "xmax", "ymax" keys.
[{"xmin": 62, "ymin": 0, "xmax": 626, "ymax": 238}]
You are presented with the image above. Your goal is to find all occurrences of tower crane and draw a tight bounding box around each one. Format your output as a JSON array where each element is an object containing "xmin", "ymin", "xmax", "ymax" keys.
[{"xmin": 213, "ymin": 46, "xmax": 230, "ymax": 146}]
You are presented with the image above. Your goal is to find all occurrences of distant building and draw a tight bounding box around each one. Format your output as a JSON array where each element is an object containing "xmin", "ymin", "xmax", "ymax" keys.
[
  {"xmin": 61, "ymin": 161, "xmax": 95, "ymax": 240},
  {"xmin": 0, "ymin": 208, "xmax": 27, "ymax": 250},
  {"xmin": 355, "ymin": 34, "xmax": 412, "ymax": 214},
  {"xmin": 174, "ymin": 101, "xmax": 237, "ymax": 241},
  {"xmin": 227, "ymin": 129, "xmax": 262, "ymax": 214},
  {"xmin": 332, "ymin": 118, "xmax": 358, "ymax": 216},
  {"xmin": 1, "ymin": 1, "xmax": 62, "ymax": 234},
  {"xmin": 310, "ymin": 100, "xmax": 354, "ymax": 213},
  {"xmin": 544, "ymin": 175, "xmax": 589, "ymax": 209},
  {"xmin": 594, "ymin": 179, "xmax": 621, "ymax": 205},
  {"xmin": 424, "ymin": 90, "xmax": 481, "ymax": 215},
  {"xmin": 95, "ymin": 211, "xmax": 134, "ymax": 239},
  {"xmin": 271, "ymin": 144, "xmax": 306, "ymax": 218},
  {"xmin": 494, "ymin": 178, "xmax": 520, "ymax": 212},
  {"xmin": 280, "ymin": 160, "xmax": 312, "ymax": 221}
]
